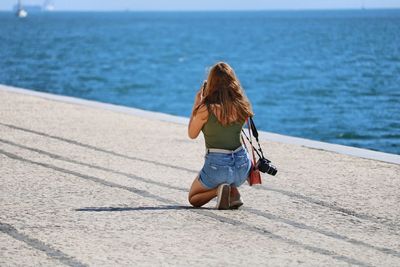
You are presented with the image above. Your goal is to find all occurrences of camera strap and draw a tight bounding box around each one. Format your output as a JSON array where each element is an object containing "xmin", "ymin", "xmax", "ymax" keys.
[
  {"xmin": 241, "ymin": 117, "xmax": 269, "ymax": 162},
  {"xmin": 249, "ymin": 117, "xmax": 265, "ymax": 159},
  {"xmin": 241, "ymin": 130, "xmax": 261, "ymax": 158},
  {"xmin": 246, "ymin": 118, "xmax": 258, "ymax": 168}
]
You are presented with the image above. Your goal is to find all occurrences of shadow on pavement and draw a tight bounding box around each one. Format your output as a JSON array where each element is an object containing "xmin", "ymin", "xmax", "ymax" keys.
[{"xmin": 75, "ymin": 205, "xmax": 213, "ymax": 212}]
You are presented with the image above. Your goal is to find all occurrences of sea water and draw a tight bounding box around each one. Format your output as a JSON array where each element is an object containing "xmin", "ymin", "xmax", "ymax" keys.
[{"xmin": 0, "ymin": 10, "xmax": 399, "ymax": 154}]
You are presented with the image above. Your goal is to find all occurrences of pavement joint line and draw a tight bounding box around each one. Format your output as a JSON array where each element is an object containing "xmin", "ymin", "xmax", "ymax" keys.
[
  {"xmin": 0, "ymin": 138, "xmax": 185, "ymax": 193},
  {"xmin": 0, "ymin": 122, "xmax": 194, "ymax": 174},
  {"xmin": 252, "ymin": 186, "xmax": 399, "ymax": 229},
  {"xmin": 0, "ymin": 222, "xmax": 88, "ymax": 267},
  {"xmin": 0, "ymin": 122, "xmax": 395, "ymax": 228},
  {"xmin": 2, "ymin": 138, "xmax": 400, "ymax": 259},
  {"xmin": 243, "ymin": 207, "xmax": 400, "ymax": 258},
  {"xmin": 194, "ymin": 210, "xmax": 373, "ymax": 267},
  {"xmin": 0, "ymin": 148, "xmax": 373, "ymax": 267}
]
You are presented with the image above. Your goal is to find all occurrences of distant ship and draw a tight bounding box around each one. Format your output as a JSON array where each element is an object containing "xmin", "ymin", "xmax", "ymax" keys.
[
  {"xmin": 16, "ymin": 0, "xmax": 28, "ymax": 18},
  {"xmin": 13, "ymin": 0, "xmax": 55, "ymax": 16}
]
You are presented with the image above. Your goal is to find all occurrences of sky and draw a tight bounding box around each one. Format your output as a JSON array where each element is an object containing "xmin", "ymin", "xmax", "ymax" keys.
[{"xmin": 2, "ymin": 0, "xmax": 400, "ymax": 11}]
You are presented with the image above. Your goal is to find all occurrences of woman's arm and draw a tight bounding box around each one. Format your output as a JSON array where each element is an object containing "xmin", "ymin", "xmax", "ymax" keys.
[{"xmin": 188, "ymin": 90, "xmax": 208, "ymax": 139}]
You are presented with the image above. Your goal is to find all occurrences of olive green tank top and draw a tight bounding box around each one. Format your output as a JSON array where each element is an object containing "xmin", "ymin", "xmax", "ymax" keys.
[{"xmin": 202, "ymin": 112, "xmax": 244, "ymax": 150}]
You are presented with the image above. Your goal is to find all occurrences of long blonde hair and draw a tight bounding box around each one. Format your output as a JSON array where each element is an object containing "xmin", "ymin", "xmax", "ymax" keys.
[{"xmin": 194, "ymin": 62, "xmax": 254, "ymax": 126}]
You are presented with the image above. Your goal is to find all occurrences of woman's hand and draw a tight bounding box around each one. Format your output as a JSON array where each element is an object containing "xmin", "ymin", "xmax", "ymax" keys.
[
  {"xmin": 194, "ymin": 89, "xmax": 202, "ymax": 106},
  {"xmin": 192, "ymin": 81, "xmax": 206, "ymax": 112}
]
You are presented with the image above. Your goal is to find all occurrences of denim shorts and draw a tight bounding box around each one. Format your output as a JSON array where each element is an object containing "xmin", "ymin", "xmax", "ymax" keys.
[{"xmin": 198, "ymin": 146, "xmax": 252, "ymax": 189}]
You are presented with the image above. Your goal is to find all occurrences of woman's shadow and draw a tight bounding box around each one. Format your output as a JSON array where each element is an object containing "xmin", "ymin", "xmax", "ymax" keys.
[{"xmin": 75, "ymin": 205, "xmax": 213, "ymax": 212}]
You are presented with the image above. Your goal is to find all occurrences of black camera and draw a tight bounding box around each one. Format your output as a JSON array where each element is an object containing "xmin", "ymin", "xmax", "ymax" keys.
[{"xmin": 256, "ymin": 158, "xmax": 278, "ymax": 176}]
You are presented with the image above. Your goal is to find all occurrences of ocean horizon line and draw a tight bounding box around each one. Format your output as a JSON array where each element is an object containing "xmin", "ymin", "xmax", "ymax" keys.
[{"xmin": 2, "ymin": 8, "xmax": 400, "ymax": 13}]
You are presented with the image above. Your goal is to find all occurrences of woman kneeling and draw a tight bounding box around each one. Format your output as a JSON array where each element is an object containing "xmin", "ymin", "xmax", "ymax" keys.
[{"xmin": 188, "ymin": 62, "xmax": 254, "ymax": 210}]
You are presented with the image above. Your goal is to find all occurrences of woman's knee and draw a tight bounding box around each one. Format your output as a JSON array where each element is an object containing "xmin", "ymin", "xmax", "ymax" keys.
[{"xmin": 188, "ymin": 195, "xmax": 203, "ymax": 208}]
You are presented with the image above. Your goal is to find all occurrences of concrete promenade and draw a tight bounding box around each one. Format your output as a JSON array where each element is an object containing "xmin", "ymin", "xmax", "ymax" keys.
[{"xmin": 1, "ymin": 85, "xmax": 399, "ymax": 266}]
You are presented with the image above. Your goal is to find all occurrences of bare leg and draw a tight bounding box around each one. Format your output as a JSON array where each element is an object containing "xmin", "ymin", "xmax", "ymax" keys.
[{"xmin": 188, "ymin": 176, "xmax": 218, "ymax": 207}]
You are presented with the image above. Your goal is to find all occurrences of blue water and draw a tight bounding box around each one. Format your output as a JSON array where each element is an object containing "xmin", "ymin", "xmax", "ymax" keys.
[{"xmin": 1, "ymin": 10, "xmax": 399, "ymax": 154}]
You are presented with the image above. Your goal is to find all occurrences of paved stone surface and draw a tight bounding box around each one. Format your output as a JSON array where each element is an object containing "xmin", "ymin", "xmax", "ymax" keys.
[{"xmin": 0, "ymin": 87, "xmax": 399, "ymax": 266}]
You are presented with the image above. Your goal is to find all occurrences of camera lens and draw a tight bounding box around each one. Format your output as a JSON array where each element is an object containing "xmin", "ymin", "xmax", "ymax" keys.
[
  {"xmin": 267, "ymin": 164, "xmax": 277, "ymax": 176},
  {"xmin": 256, "ymin": 159, "xmax": 277, "ymax": 176}
]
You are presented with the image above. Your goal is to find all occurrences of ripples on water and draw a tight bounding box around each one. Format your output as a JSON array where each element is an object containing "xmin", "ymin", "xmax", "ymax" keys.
[{"xmin": 0, "ymin": 10, "xmax": 399, "ymax": 154}]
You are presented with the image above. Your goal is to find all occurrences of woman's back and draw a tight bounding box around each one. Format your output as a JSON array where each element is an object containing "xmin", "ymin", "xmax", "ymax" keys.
[{"xmin": 202, "ymin": 106, "xmax": 244, "ymax": 150}]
